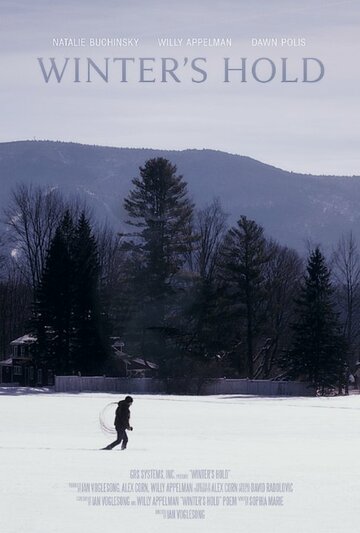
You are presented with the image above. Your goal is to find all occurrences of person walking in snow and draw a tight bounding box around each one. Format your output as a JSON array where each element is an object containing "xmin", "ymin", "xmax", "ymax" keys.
[{"xmin": 103, "ymin": 396, "xmax": 133, "ymax": 450}]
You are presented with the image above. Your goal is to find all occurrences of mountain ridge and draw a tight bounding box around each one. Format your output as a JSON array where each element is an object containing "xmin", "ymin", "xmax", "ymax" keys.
[{"xmin": 1, "ymin": 140, "xmax": 360, "ymax": 251}]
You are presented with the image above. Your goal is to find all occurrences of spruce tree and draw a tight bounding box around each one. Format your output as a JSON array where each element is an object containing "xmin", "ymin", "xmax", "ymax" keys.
[
  {"xmin": 72, "ymin": 213, "xmax": 105, "ymax": 374},
  {"xmin": 123, "ymin": 158, "xmax": 194, "ymax": 365},
  {"xmin": 124, "ymin": 158, "xmax": 194, "ymax": 294},
  {"xmin": 219, "ymin": 216, "xmax": 270, "ymax": 377},
  {"xmin": 35, "ymin": 212, "xmax": 106, "ymax": 374},
  {"xmin": 35, "ymin": 212, "xmax": 75, "ymax": 373},
  {"xmin": 285, "ymin": 247, "xmax": 346, "ymax": 392}
]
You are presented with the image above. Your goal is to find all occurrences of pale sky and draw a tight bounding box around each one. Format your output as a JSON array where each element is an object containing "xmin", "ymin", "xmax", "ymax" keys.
[{"xmin": 1, "ymin": 0, "xmax": 360, "ymax": 175}]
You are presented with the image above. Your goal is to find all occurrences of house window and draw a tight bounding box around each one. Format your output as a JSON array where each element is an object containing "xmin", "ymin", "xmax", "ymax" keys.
[
  {"xmin": 37, "ymin": 369, "xmax": 43, "ymax": 385},
  {"xmin": 20, "ymin": 345, "xmax": 25, "ymax": 357},
  {"xmin": 13, "ymin": 365, "xmax": 22, "ymax": 376},
  {"xmin": 29, "ymin": 367, "xmax": 34, "ymax": 380}
]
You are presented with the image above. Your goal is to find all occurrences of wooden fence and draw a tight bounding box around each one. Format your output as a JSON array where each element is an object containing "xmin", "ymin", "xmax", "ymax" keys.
[{"xmin": 55, "ymin": 376, "xmax": 315, "ymax": 396}]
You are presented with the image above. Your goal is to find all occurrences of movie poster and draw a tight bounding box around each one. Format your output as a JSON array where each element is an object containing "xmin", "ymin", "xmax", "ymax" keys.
[{"xmin": 1, "ymin": 1, "xmax": 359, "ymax": 533}]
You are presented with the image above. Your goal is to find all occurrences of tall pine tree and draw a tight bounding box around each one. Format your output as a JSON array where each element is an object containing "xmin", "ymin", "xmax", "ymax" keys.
[
  {"xmin": 123, "ymin": 158, "xmax": 194, "ymax": 367},
  {"xmin": 35, "ymin": 212, "xmax": 106, "ymax": 374},
  {"xmin": 35, "ymin": 212, "xmax": 75, "ymax": 373},
  {"xmin": 219, "ymin": 216, "xmax": 270, "ymax": 377},
  {"xmin": 72, "ymin": 213, "xmax": 105, "ymax": 374},
  {"xmin": 284, "ymin": 247, "xmax": 346, "ymax": 392}
]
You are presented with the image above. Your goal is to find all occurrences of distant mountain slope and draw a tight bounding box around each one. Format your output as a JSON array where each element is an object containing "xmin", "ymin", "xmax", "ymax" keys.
[{"xmin": 1, "ymin": 140, "xmax": 360, "ymax": 251}]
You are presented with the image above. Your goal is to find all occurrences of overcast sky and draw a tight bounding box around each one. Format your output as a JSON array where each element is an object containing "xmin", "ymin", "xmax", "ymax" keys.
[{"xmin": 1, "ymin": 0, "xmax": 359, "ymax": 175}]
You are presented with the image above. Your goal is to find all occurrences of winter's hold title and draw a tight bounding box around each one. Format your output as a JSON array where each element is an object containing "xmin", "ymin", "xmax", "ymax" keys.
[{"xmin": 37, "ymin": 57, "xmax": 325, "ymax": 84}]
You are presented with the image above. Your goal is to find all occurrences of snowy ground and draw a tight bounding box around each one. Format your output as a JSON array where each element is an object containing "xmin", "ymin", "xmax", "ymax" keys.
[{"xmin": 0, "ymin": 389, "xmax": 359, "ymax": 533}]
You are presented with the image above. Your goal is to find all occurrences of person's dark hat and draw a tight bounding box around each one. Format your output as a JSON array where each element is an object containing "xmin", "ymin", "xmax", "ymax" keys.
[{"xmin": 125, "ymin": 395, "xmax": 133, "ymax": 403}]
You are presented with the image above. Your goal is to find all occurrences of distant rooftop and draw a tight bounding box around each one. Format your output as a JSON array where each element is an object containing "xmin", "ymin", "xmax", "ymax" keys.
[{"xmin": 10, "ymin": 334, "xmax": 37, "ymax": 346}]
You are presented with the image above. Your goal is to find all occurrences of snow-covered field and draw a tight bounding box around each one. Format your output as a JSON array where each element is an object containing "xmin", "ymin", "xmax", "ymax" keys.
[{"xmin": 0, "ymin": 389, "xmax": 359, "ymax": 533}]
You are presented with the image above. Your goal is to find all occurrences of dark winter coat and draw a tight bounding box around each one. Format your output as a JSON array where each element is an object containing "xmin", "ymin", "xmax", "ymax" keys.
[{"xmin": 114, "ymin": 400, "xmax": 131, "ymax": 430}]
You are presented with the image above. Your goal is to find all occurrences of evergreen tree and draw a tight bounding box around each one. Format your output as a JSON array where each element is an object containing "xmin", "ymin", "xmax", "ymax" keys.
[
  {"xmin": 35, "ymin": 212, "xmax": 107, "ymax": 374},
  {"xmin": 35, "ymin": 212, "xmax": 75, "ymax": 373},
  {"xmin": 72, "ymin": 213, "xmax": 105, "ymax": 374},
  {"xmin": 284, "ymin": 247, "xmax": 346, "ymax": 392},
  {"xmin": 219, "ymin": 216, "xmax": 270, "ymax": 377},
  {"xmin": 123, "ymin": 158, "xmax": 194, "ymax": 366}
]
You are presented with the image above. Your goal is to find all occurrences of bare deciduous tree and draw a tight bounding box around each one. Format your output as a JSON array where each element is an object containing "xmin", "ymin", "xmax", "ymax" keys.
[
  {"xmin": 193, "ymin": 198, "xmax": 228, "ymax": 281},
  {"xmin": 256, "ymin": 243, "xmax": 303, "ymax": 378},
  {"xmin": 5, "ymin": 184, "xmax": 65, "ymax": 294},
  {"xmin": 0, "ymin": 261, "xmax": 32, "ymax": 358},
  {"xmin": 332, "ymin": 232, "xmax": 360, "ymax": 382}
]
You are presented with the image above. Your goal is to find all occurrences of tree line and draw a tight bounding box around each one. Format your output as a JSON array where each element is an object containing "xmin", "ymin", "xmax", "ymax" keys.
[{"xmin": 1, "ymin": 158, "xmax": 359, "ymax": 393}]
